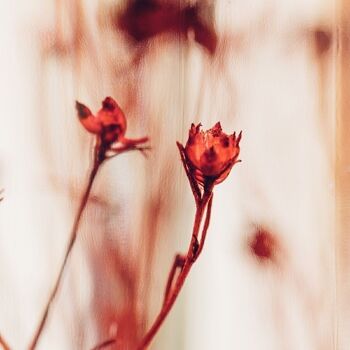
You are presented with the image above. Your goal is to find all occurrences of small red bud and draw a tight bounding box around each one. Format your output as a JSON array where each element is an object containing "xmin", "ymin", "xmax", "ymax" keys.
[{"xmin": 183, "ymin": 123, "xmax": 241, "ymax": 186}]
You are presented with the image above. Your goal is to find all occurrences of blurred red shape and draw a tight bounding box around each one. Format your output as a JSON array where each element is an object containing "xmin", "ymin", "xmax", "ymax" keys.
[{"xmin": 117, "ymin": 0, "xmax": 217, "ymax": 54}]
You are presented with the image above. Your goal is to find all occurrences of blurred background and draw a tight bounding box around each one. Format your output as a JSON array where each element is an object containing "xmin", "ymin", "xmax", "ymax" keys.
[{"xmin": 0, "ymin": 0, "xmax": 348, "ymax": 349}]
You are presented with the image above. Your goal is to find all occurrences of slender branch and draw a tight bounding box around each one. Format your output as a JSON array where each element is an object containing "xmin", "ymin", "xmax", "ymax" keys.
[
  {"xmin": 107, "ymin": 145, "xmax": 151, "ymax": 160},
  {"xmin": 90, "ymin": 143, "xmax": 209, "ymax": 350},
  {"xmin": 192, "ymin": 194, "xmax": 213, "ymax": 262},
  {"xmin": 0, "ymin": 334, "xmax": 11, "ymax": 350},
  {"xmin": 121, "ymin": 136, "xmax": 149, "ymax": 146},
  {"xmin": 137, "ymin": 191, "xmax": 213, "ymax": 349},
  {"xmin": 176, "ymin": 142, "xmax": 201, "ymax": 204},
  {"xmin": 90, "ymin": 192, "xmax": 213, "ymax": 350},
  {"xmin": 28, "ymin": 145, "xmax": 103, "ymax": 350},
  {"xmin": 163, "ymin": 254, "xmax": 185, "ymax": 306}
]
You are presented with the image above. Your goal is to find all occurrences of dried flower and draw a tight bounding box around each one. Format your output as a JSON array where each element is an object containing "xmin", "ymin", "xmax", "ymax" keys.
[
  {"xmin": 76, "ymin": 97, "xmax": 127, "ymax": 145},
  {"xmin": 184, "ymin": 122, "xmax": 241, "ymax": 186},
  {"xmin": 76, "ymin": 97, "xmax": 149, "ymax": 161}
]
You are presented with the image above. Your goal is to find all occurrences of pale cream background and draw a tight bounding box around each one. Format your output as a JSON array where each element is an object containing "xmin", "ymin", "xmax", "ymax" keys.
[{"xmin": 0, "ymin": 0, "xmax": 344, "ymax": 349}]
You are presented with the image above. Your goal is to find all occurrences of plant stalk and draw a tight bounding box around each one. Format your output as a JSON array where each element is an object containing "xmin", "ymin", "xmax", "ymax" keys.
[
  {"xmin": 28, "ymin": 145, "xmax": 103, "ymax": 350},
  {"xmin": 137, "ymin": 191, "xmax": 212, "ymax": 349}
]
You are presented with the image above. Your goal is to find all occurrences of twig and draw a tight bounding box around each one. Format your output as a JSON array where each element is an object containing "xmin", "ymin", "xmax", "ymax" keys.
[
  {"xmin": 192, "ymin": 194, "xmax": 213, "ymax": 262},
  {"xmin": 176, "ymin": 142, "xmax": 201, "ymax": 204},
  {"xmin": 91, "ymin": 191, "xmax": 213, "ymax": 350},
  {"xmin": 163, "ymin": 254, "xmax": 185, "ymax": 306},
  {"xmin": 137, "ymin": 190, "xmax": 213, "ymax": 349},
  {"xmin": 28, "ymin": 144, "xmax": 103, "ymax": 350},
  {"xmin": 107, "ymin": 145, "xmax": 151, "ymax": 160},
  {"xmin": 90, "ymin": 142, "xmax": 212, "ymax": 350}
]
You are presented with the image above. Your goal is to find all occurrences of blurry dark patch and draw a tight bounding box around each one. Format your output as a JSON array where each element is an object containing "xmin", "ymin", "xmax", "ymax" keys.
[
  {"xmin": 313, "ymin": 27, "xmax": 332, "ymax": 57},
  {"xmin": 115, "ymin": 0, "xmax": 217, "ymax": 54},
  {"xmin": 248, "ymin": 226, "xmax": 279, "ymax": 264}
]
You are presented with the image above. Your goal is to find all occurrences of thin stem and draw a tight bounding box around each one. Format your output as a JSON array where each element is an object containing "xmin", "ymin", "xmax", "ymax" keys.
[
  {"xmin": 163, "ymin": 254, "xmax": 185, "ymax": 306},
  {"xmin": 0, "ymin": 334, "xmax": 11, "ymax": 350},
  {"xmin": 28, "ymin": 145, "xmax": 103, "ymax": 350},
  {"xmin": 92, "ymin": 193, "xmax": 212, "ymax": 350},
  {"xmin": 176, "ymin": 142, "xmax": 201, "ymax": 204},
  {"xmin": 107, "ymin": 145, "xmax": 151, "ymax": 160},
  {"xmin": 137, "ymin": 191, "xmax": 213, "ymax": 350},
  {"xmin": 193, "ymin": 194, "xmax": 213, "ymax": 262}
]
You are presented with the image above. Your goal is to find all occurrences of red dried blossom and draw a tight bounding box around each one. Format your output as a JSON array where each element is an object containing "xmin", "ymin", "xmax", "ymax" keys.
[
  {"xmin": 76, "ymin": 97, "xmax": 127, "ymax": 145},
  {"xmin": 29, "ymin": 97, "xmax": 149, "ymax": 350},
  {"xmin": 183, "ymin": 122, "xmax": 241, "ymax": 186},
  {"xmin": 76, "ymin": 97, "xmax": 149, "ymax": 160}
]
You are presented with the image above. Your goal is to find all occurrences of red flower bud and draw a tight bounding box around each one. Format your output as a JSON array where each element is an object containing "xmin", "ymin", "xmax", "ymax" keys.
[
  {"xmin": 76, "ymin": 97, "xmax": 127, "ymax": 144},
  {"xmin": 184, "ymin": 122, "xmax": 241, "ymax": 185}
]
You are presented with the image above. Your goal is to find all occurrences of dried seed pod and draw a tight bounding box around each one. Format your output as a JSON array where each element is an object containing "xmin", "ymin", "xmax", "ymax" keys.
[{"xmin": 184, "ymin": 122, "xmax": 241, "ymax": 186}]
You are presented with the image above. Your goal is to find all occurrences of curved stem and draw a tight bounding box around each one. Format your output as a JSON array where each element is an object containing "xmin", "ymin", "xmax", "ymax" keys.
[
  {"xmin": 137, "ymin": 191, "xmax": 213, "ymax": 349},
  {"xmin": 163, "ymin": 254, "xmax": 185, "ymax": 307},
  {"xmin": 176, "ymin": 143, "xmax": 201, "ymax": 204},
  {"xmin": 28, "ymin": 146, "xmax": 103, "ymax": 350},
  {"xmin": 192, "ymin": 194, "xmax": 213, "ymax": 262}
]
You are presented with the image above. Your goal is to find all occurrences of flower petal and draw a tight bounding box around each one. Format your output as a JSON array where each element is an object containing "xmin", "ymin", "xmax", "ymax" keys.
[
  {"xmin": 183, "ymin": 122, "xmax": 242, "ymax": 186},
  {"xmin": 76, "ymin": 101, "xmax": 102, "ymax": 134},
  {"xmin": 98, "ymin": 97, "xmax": 127, "ymax": 140},
  {"xmin": 102, "ymin": 96, "xmax": 118, "ymax": 111}
]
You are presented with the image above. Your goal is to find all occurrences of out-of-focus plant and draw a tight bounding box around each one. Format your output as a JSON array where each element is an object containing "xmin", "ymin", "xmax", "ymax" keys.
[{"xmin": 116, "ymin": 0, "xmax": 217, "ymax": 55}]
